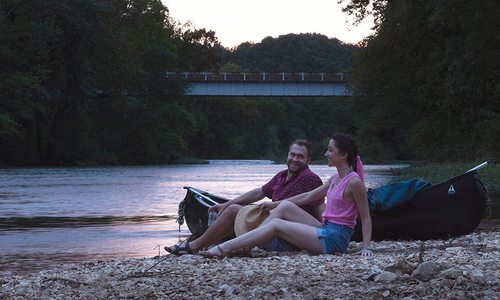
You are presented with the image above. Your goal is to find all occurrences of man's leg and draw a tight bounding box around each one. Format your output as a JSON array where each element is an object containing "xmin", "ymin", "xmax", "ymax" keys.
[{"xmin": 186, "ymin": 204, "xmax": 242, "ymax": 252}]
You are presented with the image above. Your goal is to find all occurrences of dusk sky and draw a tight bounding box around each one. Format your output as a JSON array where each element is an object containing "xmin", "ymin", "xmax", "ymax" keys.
[{"xmin": 163, "ymin": 0, "xmax": 374, "ymax": 48}]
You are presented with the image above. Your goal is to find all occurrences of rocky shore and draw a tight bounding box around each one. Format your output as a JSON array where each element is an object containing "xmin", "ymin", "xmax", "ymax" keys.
[{"xmin": 1, "ymin": 223, "xmax": 498, "ymax": 299}]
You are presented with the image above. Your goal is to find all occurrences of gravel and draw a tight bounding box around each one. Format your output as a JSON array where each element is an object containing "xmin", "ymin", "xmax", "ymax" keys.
[{"xmin": 1, "ymin": 224, "xmax": 498, "ymax": 299}]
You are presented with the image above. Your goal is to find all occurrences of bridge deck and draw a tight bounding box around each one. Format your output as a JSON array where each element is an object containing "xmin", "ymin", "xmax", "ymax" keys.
[{"xmin": 166, "ymin": 72, "xmax": 350, "ymax": 96}]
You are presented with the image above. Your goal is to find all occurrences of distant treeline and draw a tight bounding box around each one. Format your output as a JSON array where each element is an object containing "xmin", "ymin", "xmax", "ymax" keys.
[
  {"xmin": 218, "ymin": 33, "xmax": 358, "ymax": 73},
  {"xmin": 1, "ymin": 0, "xmax": 498, "ymax": 166}
]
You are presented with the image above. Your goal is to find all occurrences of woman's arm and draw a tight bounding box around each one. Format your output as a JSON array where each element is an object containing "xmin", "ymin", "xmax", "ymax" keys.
[
  {"xmin": 259, "ymin": 177, "xmax": 332, "ymax": 211},
  {"xmin": 282, "ymin": 176, "xmax": 332, "ymax": 207},
  {"xmin": 350, "ymin": 178, "xmax": 373, "ymax": 255}
]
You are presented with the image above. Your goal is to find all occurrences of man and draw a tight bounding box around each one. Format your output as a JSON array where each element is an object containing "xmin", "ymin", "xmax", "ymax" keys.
[{"xmin": 165, "ymin": 139, "xmax": 323, "ymax": 255}]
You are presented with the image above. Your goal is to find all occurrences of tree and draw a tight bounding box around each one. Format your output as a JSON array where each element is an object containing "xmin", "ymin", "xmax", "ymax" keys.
[
  {"xmin": 0, "ymin": 0, "xmax": 63, "ymax": 164},
  {"xmin": 220, "ymin": 33, "xmax": 358, "ymax": 73},
  {"xmin": 341, "ymin": 0, "xmax": 500, "ymax": 161}
]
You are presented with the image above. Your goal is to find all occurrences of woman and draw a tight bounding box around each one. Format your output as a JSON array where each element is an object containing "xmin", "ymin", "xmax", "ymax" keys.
[{"xmin": 200, "ymin": 133, "xmax": 373, "ymax": 257}]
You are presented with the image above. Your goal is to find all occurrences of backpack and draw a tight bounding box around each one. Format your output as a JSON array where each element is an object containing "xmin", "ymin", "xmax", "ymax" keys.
[{"xmin": 367, "ymin": 179, "xmax": 431, "ymax": 211}]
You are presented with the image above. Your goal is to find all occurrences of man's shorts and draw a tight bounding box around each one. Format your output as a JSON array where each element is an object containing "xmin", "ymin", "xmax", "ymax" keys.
[
  {"xmin": 316, "ymin": 221, "xmax": 354, "ymax": 254},
  {"xmin": 259, "ymin": 238, "xmax": 297, "ymax": 252}
]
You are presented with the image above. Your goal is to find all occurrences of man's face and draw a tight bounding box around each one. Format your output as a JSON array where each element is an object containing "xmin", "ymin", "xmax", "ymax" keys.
[{"xmin": 287, "ymin": 144, "xmax": 310, "ymax": 174}]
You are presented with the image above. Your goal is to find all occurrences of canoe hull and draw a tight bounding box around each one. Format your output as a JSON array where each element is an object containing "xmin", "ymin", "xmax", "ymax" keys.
[
  {"xmin": 179, "ymin": 171, "xmax": 488, "ymax": 241},
  {"xmin": 181, "ymin": 187, "xmax": 229, "ymax": 239},
  {"xmin": 351, "ymin": 171, "xmax": 488, "ymax": 241}
]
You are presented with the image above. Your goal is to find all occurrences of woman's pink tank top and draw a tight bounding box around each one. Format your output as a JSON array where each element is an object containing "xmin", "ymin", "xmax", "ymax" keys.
[{"xmin": 321, "ymin": 172, "xmax": 360, "ymax": 228}]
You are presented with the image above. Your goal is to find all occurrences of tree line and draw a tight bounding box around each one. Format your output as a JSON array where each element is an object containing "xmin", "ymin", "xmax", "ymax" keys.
[
  {"xmin": 340, "ymin": 0, "xmax": 500, "ymax": 162},
  {"xmin": 0, "ymin": 0, "xmax": 356, "ymax": 166},
  {"xmin": 0, "ymin": 0, "xmax": 217, "ymax": 165},
  {"xmin": 1, "ymin": 0, "xmax": 498, "ymax": 166}
]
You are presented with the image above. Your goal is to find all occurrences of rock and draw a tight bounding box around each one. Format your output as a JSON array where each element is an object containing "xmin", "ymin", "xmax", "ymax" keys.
[
  {"xmin": 385, "ymin": 259, "xmax": 414, "ymax": 275},
  {"xmin": 411, "ymin": 261, "xmax": 439, "ymax": 281},
  {"xmin": 445, "ymin": 246, "xmax": 464, "ymax": 253},
  {"xmin": 455, "ymin": 275, "xmax": 466, "ymax": 286},
  {"xmin": 442, "ymin": 278, "xmax": 454, "ymax": 289},
  {"xmin": 468, "ymin": 269, "xmax": 485, "ymax": 284},
  {"xmin": 439, "ymin": 268, "xmax": 463, "ymax": 279},
  {"xmin": 482, "ymin": 289, "xmax": 498, "ymax": 300},
  {"xmin": 1, "ymin": 230, "xmax": 499, "ymax": 300},
  {"xmin": 374, "ymin": 271, "xmax": 398, "ymax": 283},
  {"xmin": 360, "ymin": 269, "xmax": 380, "ymax": 281}
]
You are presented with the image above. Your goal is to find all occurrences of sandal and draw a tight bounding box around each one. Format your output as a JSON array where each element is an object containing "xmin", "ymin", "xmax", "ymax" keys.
[
  {"xmin": 199, "ymin": 245, "xmax": 229, "ymax": 259},
  {"xmin": 164, "ymin": 241, "xmax": 193, "ymax": 255}
]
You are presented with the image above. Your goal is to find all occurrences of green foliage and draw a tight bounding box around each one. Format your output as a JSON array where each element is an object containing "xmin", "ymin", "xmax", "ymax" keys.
[
  {"xmin": 342, "ymin": 0, "xmax": 500, "ymax": 162},
  {"xmin": 183, "ymin": 97, "xmax": 355, "ymax": 162},
  {"xmin": 173, "ymin": 23, "xmax": 221, "ymax": 71},
  {"xmin": 0, "ymin": 0, "xmax": 222, "ymax": 165},
  {"xmin": 220, "ymin": 62, "xmax": 243, "ymax": 73},
  {"xmin": 220, "ymin": 33, "xmax": 358, "ymax": 73}
]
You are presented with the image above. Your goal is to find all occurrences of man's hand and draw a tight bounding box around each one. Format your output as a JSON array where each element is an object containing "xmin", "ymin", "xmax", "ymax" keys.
[
  {"xmin": 208, "ymin": 203, "xmax": 228, "ymax": 216},
  {"xmin": 258, "ymin": 201, "xmax": 279, "ymax": 212}
]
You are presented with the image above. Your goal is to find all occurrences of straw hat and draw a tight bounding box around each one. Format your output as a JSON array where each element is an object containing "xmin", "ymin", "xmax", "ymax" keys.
[{"xmin": 234, "ymin": 205, "xmax": 270, "ymax": 236}]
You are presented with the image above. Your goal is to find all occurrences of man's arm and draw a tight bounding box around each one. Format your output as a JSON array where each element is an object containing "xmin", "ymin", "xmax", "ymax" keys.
[
  {"xmin": 209, "ymin": 187, "xmax": 266, "ymax": 214},
  {"xmin": 229, "ymin": 187, "xmax": 266, "ymax": 205}
]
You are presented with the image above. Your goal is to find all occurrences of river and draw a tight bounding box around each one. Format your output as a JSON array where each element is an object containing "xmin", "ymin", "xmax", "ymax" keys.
[{"xmin": 0, "ymin": 161, "xmax": 404, "ymax": 275}]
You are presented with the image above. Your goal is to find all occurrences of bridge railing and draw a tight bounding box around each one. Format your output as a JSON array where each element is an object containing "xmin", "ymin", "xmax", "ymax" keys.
[{"xmin": 165, "ymin": 72, "xmax": 349, "ymax": 83}]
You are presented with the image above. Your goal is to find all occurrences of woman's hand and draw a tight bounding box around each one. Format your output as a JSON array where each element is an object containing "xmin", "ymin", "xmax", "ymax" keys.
[{"xmin": 258, "ymin": 201, "xmax": 279, "ymax": 212}]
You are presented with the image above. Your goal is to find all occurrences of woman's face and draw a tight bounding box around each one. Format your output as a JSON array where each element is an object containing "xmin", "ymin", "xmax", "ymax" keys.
[{"xmin": 324, "ymin": 139, "xmax": 345, "ymax": 167}]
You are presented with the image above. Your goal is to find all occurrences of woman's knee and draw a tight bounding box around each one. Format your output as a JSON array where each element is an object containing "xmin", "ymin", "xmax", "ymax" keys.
[
  {"xmin": 275, "ymin": 201, "xmax": 300, "ymax": 214},
  {"xmin": 266, "ymin": 218, "xmax": 287, "ymax": 233}
]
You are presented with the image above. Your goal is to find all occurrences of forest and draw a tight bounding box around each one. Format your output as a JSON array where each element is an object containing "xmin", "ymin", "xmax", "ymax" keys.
[{"xmin": 1, "ymin": 0, "xmax": 499, "ymax": 166}]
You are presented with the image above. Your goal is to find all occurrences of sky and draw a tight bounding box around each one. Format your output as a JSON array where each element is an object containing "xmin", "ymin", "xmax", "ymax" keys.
[{"xmin": 162, "ymin": 0, "xmax": 375, "ymax": 48}]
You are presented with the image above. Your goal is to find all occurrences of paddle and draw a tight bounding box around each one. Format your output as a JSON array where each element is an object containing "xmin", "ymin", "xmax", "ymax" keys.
[{"xmin": 466, "ymin": 159, "xmax": 494, "ymax": 173}]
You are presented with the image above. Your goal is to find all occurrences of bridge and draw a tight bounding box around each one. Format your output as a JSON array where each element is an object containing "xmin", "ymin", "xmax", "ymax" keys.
[{"xmin": 166, "ymin": 72, "xmax": 351, "ymax": 96}]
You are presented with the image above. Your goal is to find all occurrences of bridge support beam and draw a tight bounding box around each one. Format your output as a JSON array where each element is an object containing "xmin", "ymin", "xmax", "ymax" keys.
[{"xmin": 186, "ymin": 82, "xmax": 349, "ymax": 96}]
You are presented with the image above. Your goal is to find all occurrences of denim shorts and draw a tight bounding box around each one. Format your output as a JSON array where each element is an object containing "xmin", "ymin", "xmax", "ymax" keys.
[
  {"xmin": 259, "ymin": 238, "xmax": 297, "ymax": 252},
  {"xmin": 316, "ymin": 221, "xmax": 354, "ymax": 254}
]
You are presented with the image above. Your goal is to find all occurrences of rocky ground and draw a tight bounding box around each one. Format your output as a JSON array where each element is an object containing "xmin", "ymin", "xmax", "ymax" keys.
[{"xmin": 1, "ymin": 222, "xmax": 498, "ymax": 300}]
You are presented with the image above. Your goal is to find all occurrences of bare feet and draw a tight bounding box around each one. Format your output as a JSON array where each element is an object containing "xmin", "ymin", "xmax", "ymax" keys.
[{"xmin": 199, "ymin": 245, "xmax": 228, "ymax": 258}]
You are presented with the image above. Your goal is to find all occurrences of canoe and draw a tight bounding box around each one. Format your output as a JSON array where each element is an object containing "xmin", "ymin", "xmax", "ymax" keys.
[
  {"xmin": 176, "ymin": 187, "xmax": 229, "ymax": 239},
  {"xmin": 176, "ymin": 169, "xmax": 490, "ymax": 241},
  {"xmin": 351, "ymin": 169, "xmax": 489, "ymax": 241}
]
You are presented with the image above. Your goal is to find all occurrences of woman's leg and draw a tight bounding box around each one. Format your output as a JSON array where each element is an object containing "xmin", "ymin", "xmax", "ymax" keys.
[
  {"xmin": 262, "ymin": 201, "xmax": 321, "ymax": 227},
  {"xmin": 213, "ymin": 218, "xmax": 324, "ymax": 255}
]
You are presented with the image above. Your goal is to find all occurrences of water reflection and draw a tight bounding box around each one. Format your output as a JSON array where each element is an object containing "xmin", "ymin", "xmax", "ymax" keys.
[{"xmin": 0, "ymin": 161, "xmax": 405, "ymax": 275}]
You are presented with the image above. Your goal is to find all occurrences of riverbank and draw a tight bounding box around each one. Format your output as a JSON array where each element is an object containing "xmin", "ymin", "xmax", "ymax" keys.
[{"xmin": 2, "ymin": 221, "xmax": 498, "ymax": 299}]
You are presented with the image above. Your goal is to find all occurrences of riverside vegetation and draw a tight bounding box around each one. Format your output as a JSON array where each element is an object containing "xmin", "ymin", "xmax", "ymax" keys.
[{"xmin": 1, "ymin": 0, "xmax": 499, "ymax": 167}]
